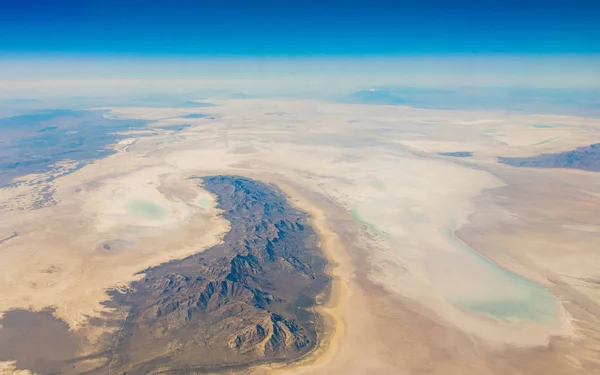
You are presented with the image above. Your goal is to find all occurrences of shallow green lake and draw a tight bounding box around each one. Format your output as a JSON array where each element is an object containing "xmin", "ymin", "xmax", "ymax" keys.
[
  {"xmin": 196, "ymin": 197, "xmax": 212, "ymax": 208},
  {"xmin": 444, "ymin": 224, "xmax": 559, "ymax": 324},
  {"xmin": 126, "ymin": 200, "xmax": 166, "ymax": 220}
]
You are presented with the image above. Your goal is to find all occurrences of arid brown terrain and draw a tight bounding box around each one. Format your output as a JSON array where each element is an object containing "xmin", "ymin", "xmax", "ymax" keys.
[
  {"xmin": 0, "ymin": 175, "xmax": 329, "ymax": 375},
  {"xmin": 2, "ymin": 99, "xmax": 600, "ymax": 375}
]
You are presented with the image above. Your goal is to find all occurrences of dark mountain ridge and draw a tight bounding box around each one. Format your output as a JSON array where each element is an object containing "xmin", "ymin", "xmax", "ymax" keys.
[{"xmin": 101, "ymin": 175, "xmax": 330, "ymax": 374}]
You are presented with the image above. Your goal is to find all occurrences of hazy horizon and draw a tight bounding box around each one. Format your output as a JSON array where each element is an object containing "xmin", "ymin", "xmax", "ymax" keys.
[
  {"xmin": 1, "ymin": 55, "xmax": 599, "ymax": 101},
  {"xmin": 2, "ymin": 0, "xmax": 599, "ymax": 100}
]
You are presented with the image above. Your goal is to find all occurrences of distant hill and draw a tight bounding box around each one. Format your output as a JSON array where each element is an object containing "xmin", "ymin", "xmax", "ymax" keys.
[
  {"xmin": 0, "ymin": 110, "xmax": 82, "ymax": 130},
  {"xmin": 177, "ymin": 113, "xmax": 208, "ymax": 119},
  {"xmin": 181, "ymin": 100, "xmax": 216, "ymax": 108},
  {"xmin": 348, "ymin": 89, "xmax": 406, "ymax": 105},
  {"xmin": 0, "ymin": 109, "xmax": 150, "ymax": 186},
  {"xmin": 499, "ymin": 143, "xmax": 600, "ymax": 172},
  {"xmin": 343, "ymin": 87, "xmax": 600, "ymax": 116},
  {"xmin": 440, "ymin": 151, "xmax": 473, "ymax": 158}
]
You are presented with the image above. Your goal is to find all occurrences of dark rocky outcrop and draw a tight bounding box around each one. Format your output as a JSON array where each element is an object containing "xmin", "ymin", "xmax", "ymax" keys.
[
  {"xmin": 101, "ymin": 176, "xmax": 330, "ymax": 374},
  {"xmin": 499, "ymin": 143, "xmax": 600, "ymax": 171},
  {"xmin": 440, "ymin": 151, "xmax": 473, "ymax": 158}
]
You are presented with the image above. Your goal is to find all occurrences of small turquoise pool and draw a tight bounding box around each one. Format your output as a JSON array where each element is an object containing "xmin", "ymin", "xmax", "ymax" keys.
[{"xmin": 126, "ymin": 200, "xmax": 166, "ymax": 220}]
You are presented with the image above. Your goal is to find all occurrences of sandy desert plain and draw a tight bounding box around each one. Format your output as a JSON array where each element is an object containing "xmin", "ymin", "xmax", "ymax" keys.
[{"xmin": 1, "ymin": 98, "xmax": 600, "ymax": 374}]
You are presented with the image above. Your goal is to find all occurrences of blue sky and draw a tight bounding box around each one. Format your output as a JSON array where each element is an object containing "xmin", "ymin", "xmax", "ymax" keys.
[
  {"xmin": 1, "ymin": 0, "xmax": 599, "ymax": 55},
  {"xmin": 0, "ymin": 0, "xmax": 599, "ymax": 99}
]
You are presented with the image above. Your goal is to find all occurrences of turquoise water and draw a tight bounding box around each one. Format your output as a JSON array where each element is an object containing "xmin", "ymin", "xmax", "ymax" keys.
[
  {"xmin": 126, "ymin": 200, "xmax": 165, "ymax": 220},
  {"xmin": 444, "ymin": 224, "xmax": 559, "ymax": 324},
  {"xmin": 352, "ymin": 204, "xmax": 559, "ymax": 324},
  {"xmin": 196, "ymin": 197, "xmax": 212, "ymax": 208},
  {"xmin": 351, "ymin": 209, "xmax": 389, "ymax": 239}
]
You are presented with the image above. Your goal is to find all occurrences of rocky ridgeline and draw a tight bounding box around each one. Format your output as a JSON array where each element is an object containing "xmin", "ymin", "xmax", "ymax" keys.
[
  {"xmin": 103, "ymin": 176, "xmax": 329, "ymax": 374},
  {"xmin": 499, "ymin": 143, "xmax": 600, "ymax": 171}
]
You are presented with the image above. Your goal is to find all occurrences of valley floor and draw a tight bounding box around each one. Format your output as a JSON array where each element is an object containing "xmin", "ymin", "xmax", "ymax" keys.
[{"xmin": 1, "ymin": 99, "xmax": 600, "ymax": 374}]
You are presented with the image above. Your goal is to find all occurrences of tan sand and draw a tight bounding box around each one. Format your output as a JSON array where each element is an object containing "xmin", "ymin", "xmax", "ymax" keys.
[
  {"xmin": 0, "ymin": 361, "xmax": 37, "ymax": 375},
  {"xmin": 0, "ymin": 157, "xmax": 230, "ymax": 329}
]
